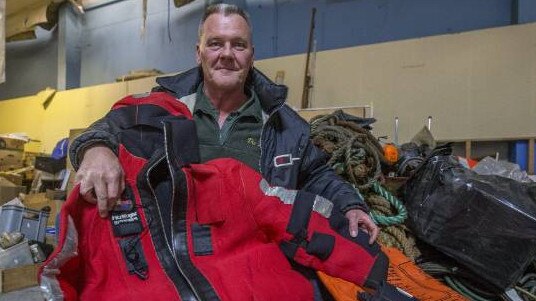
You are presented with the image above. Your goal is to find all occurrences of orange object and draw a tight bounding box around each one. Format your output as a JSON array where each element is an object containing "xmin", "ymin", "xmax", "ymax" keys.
[
  {"xmin": 383, "ymin": 144, "xmax": 399, "ymax": 165},
  {"xmin": 457, "ymin": 156, "xmax": 479, "ymax": 169},
  {"xmin": 317, "ymin": 247, "xmax": 468, "ymax": 301}
]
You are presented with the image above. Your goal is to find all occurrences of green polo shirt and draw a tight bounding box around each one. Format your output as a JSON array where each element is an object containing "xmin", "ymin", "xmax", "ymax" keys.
[{"xmin": 193, "ymin": 83, "xmax": 263, "ymax": 171}]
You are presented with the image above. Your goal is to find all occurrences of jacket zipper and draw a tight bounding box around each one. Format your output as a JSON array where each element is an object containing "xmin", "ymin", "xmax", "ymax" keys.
[
  {"xmin": 162, "ymin": 124, "xmax": 203, "ymax": 301},
  {"xmin": 145, "ymin": 155, "xmax": 200, "ymax": 300},
  {"xmin": 259, "ymin": 103, "xmax": 285, "ymax": 174}
]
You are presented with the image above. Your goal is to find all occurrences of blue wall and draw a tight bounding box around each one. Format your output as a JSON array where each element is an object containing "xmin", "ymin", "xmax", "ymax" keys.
[
  {"xmin": 2, "ymin": 0, "xmax": 536, "ymax": 98},
  {"xmin": 250, "ymin": 0, "xmax": 512, "ymax": 59}
]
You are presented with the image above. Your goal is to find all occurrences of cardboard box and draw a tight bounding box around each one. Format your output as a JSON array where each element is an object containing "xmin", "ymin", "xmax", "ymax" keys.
[
  {"xmin": 23, "ymin": 192, "xmax": 48, "ymax": 204},
  {"xmin": 0, "ymin": 137, "xmax": 26, "ymax": 151},
  {"xmin": 0, "ymin": 150, "xmax": 23, "ymax": 172},
  {"xmin": 0, "ymin": 177, "xmax": 26, "ymax": 205},
  {"xmin": 23, "ymin": 152, "xmax": 45, "ymax": 168},
  {"xmin": 0, "ymin": 173, "xmax": 22, "ymax": 186},
  {"xmin": 45, "ymin": 189, "xmax": 66, "ymax": 201},
  {"xmin": 0, "ymin": 264, "xmax": 41, "ymax": 293},
  {"xmin": 24, "ymin": 193, "xmax": 63, "ymax": 227}
]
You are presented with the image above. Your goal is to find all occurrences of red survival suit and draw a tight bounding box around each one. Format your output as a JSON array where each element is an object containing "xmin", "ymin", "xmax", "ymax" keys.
[{"xmin": 39, "ymin": 92, "xmax": 392, "ymax": 301}]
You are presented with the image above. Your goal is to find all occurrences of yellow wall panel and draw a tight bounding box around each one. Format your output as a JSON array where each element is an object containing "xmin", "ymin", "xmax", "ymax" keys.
[
  {"xmin": 39, "ymin": 82, "xmax": 127, "ymax": 153},
  {"xmin": 126, "ymin": 76, "xmax": 159, "ymax": 95},
  {"xmin": 0, "ymin": 82, "xmax": 127, "ymax": 153},
  {"xmin": 0, "ymin": 95, "xmax": 45, "ymax": 151}
]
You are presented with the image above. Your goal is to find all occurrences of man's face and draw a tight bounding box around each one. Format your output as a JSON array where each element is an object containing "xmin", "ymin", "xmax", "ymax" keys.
[{"xmin": 197, "ymin": 13, "xmax": 254, "ymax": 93}]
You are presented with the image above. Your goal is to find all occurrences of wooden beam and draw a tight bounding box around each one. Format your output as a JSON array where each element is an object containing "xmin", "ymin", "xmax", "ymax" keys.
[
  {"xmin": 297, "ymin": 106, "xmax": 368, "ymax": 122},
  {"xmin": 465, "ymin": 140, "xmax": 472, "ymax": 159}
]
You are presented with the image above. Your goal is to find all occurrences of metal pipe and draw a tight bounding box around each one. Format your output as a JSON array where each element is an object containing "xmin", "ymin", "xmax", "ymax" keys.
[{"xmin": 394, "ymin": 116, "xmax": 399, "ymax": 145}]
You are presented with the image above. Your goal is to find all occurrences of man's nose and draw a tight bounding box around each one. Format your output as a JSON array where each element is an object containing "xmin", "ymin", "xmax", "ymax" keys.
[{"xmin": 220, "ymin": 43, "xmax": 233, "ymax": 57}]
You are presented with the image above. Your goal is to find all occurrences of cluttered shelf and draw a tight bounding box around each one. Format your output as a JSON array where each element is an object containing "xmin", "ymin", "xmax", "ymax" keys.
[{"xmin": 438, "ymin": 137, "xmax": 535, "ymax": 175}]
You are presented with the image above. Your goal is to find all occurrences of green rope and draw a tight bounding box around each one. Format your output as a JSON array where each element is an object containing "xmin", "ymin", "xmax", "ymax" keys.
[
  {"xmin": 516, "ymin": 286, "xmax": 536, "ymax": 300},
  {"xmin": 518, "ymin": 272, "xmax": 536, "ymax": 300},
  {"xmin": 368, "ymin": 181, "xmax": 407, "ymax": 226},
  {"xmin": 444, "ymin": 276, "xmax": 493, "ymax": 301}
]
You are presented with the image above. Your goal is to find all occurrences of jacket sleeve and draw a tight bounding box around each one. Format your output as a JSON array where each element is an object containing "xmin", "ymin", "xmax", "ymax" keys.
[
  {"xmin": 298, "ymin": 140, "xmax": 369, "ymax": 213},
  {"xmin": 68, "ymin": 114, "xmax": 121, "ymax": 171},
  {"xmin": 69, "ymin": 86, "xmax": 174, "ymax": 171},
  {"xmin": 243, "ymin": 168, "xmax": 387, "ymax": 289}
]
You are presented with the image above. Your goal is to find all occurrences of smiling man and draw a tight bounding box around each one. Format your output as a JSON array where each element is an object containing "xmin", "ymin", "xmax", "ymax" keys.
[
  {"xmin": 198, "ymin": 10, "xmax": 253, "ymax": 115},
  {"xmin": 70, "ymin": 3, "xmax": 378, "ymax": 283}
]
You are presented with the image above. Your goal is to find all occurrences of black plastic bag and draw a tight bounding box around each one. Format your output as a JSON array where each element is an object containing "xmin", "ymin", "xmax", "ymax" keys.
[{"xmin": 404, "ymin": 146, "xmax": 536, "ymax": 289}]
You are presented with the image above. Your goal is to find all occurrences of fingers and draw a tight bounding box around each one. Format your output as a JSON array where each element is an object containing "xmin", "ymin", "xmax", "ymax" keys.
[
  {"xmin": 346, "ymin": 210, "xmax": 360, "ymax": 238},
  {"xmin": 93, "ymin": 178, "xmax": 110, "ymax": 218},
  {"xmin": 362, "ymin": 218, "xmax": 379, "ymax": 245},
  {"xmin": 78, "ymin": 175, "xmax": 98, "ymax": 204},
  {"xmin": 106, "ymin": 173, "xmax": 125, "ymax": 212},
  {"xmin": 74, "ymin": 146, "xmax": 125, "ymax": 218},
  {"xmin": 346, "ymin": 209, "xmax": 380, "ymax": 244}
]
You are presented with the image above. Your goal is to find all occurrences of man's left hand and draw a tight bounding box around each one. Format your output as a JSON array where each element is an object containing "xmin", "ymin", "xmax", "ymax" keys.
[{"xmin": 345, "ymin": 209, "xmax": 379, "ymax": 244}]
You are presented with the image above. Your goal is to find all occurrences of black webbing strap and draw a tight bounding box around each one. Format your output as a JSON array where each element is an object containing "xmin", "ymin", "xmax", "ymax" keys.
[
  {"xmin": 191, "ymin": 223, "xmax": 213, "ymax": 256},
  {"xmin": 110, "ymin": 185, "xmax": 149, "ymax": 280},
  {"xmin": 118, "ymin": 237, "xmax": 149, "ymax": 280},
  {"xmin": 162, "ymin": 119, "xmax": 200, "ymax": 168},
  {"xmin": 358, "ymin": 280, "xmax": 418, "ymax": 301},
  {"xmin": 286, "ymin": 190, "xmax": 316, "ymax": 235},
  {"xmin": 305, "ymin": 232, "xmax": 335, "ymax": 261},
  {"xmin": 280, "ymin": 190, "xmax": 335, "ymax": 261}
]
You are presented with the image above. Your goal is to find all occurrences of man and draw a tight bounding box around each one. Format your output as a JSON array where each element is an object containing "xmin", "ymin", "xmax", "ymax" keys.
[
  {"xmin": 70, "ymin": 4, "xmax": 378, "ymax": 243},
  {"xmin": 43, "ymin": 92, "xmax": 406, "ymax": 301}
]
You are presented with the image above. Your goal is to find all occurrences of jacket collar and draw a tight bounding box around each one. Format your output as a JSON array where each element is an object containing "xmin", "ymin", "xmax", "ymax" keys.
[{"xmin": 155, "ymin": 66, "xmax": 288, "ymax": 114}]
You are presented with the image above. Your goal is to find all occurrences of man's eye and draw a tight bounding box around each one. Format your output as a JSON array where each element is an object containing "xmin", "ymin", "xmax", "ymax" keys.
[
  {"xmin": 234, "ymin": 42, "xmax": 247, "ymax": 50},
  {"xmin": 208, "ymin": 41, "xmax": 222, "ymax": 48}
]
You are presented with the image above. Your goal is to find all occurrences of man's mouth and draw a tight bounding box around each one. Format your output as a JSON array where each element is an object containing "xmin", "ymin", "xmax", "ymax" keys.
[{"xmin": 216, "ymin": 66, "xmax": 238, "ymax": 71}]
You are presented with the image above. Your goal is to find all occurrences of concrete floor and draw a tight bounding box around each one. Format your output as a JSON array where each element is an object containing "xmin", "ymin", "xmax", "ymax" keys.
[{"xmin": 0, "ymin": 286, "xmax": 43, "ymax": 301}]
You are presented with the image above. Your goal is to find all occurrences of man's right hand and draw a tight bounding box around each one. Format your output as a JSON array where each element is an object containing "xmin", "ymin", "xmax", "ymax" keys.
[{"xmin": 75, "ymin": 145, "xmax": 125, "ymax": 218}]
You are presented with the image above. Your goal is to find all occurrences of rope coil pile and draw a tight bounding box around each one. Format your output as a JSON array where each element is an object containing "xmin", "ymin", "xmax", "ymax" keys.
[{"xmin": 309, "ymin": 111, "xmax": 421, "ymax": 260}]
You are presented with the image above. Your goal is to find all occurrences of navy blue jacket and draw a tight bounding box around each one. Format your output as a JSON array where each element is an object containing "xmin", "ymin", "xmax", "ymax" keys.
[{"xmin": 69, "ymin": 67, "xmax": 367, "ymax": 213}]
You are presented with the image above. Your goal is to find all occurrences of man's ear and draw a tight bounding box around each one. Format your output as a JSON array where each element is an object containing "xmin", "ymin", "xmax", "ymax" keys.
[
  {"xmin": 196, "ymin": 44, "xmax": 201, "ymax": 65},
  {"xmin": 250, "ymin": 46, "xmax": 255, "ymax": 68}
]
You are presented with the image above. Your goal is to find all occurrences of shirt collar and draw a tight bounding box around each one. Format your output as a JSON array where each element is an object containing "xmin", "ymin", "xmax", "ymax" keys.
[{"xmin": 194, "ymin": 83, "xmax": 262, "ymax": 122}]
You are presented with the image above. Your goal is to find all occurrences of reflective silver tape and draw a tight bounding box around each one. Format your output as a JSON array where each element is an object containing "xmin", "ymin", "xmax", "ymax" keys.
[
  {"xmin": 259, "ymin": 179, "xmax": 333, "ymax": 218},
  {"xmin": 312, "ymin": 195, "xmax": 334, "ymax": 219},
  {"xmin": 40, "ymin": 215, "xmax": 79, "ymax": 301},
  {"xmin": 259, "ymin": 178, "xmax": 297, "ymax": 205}
]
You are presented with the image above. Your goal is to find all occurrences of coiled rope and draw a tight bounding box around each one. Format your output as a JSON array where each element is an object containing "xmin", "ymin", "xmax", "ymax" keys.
[
  {"xmin": 516, "ymin": 270, "xmax": 536, "ymax": 300},
  {"xmin": 419, "ymin": 261, "xmax": 498, "ymax": 300},
  {"xmin": 419, "ymin": 254, "xmax": 536, "ymax": 300},
  {"xmin": 370, "ymin": 181, "xmax": 407, "ymax": 226},
  {"xmin": 310, "ymin": 111, "xmax": 420, "ymax": 260}
]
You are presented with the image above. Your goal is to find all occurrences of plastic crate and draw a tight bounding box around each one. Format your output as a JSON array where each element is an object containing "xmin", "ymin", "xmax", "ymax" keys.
[
  {"xmin": 0, "ymin": 205, "xmax": 49, "ymax": 242},
  {"xmin": 0, "ymin": 239, "xmax": 34, "ymax": 269}
]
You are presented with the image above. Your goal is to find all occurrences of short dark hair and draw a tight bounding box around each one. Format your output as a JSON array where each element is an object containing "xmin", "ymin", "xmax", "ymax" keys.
[{"xmin": 198, "ymin": 4, "xmax": 252, "ymax": 38}]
